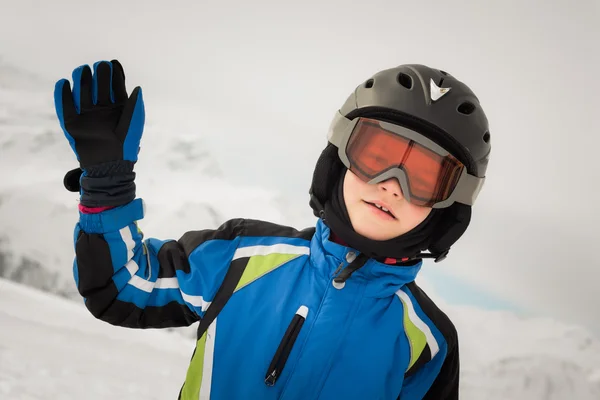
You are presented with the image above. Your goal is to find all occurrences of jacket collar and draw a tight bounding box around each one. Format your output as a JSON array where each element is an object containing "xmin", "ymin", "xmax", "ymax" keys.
[{"xmin": 310, "ymin": 219, "xmax": 422, "ymax": 296}]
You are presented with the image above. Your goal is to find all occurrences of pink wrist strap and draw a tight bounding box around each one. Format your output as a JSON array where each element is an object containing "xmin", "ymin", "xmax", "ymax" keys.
[{"xmin": 78, "ymin": 204, "xmax": 115, "ymax": 214}]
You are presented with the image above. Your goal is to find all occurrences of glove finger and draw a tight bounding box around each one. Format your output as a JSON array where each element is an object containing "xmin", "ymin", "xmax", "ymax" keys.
[
  {"xmin": 93, "ymin": 61, "xmax": 112, "ymax": 106},
  {"xmin": 54, "ymin": 79, "xmax": 77, "ymax": 121},
  {"xmin": 54, "ymin": 79, "xmax": 79, "ymax": 157},
  {"xmin": 116, "ymin": 86, "xmax": 145, "ymax": 161},
  {"xmin": 110, "ymin": 59, "xmax": 128, "ymax": 104},
  {"xmin": 72, "ymin": 64, "xmax": 94, "ymax": 112}
]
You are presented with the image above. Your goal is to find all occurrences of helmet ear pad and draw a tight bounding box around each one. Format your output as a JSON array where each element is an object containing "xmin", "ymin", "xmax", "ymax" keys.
[
  {"xmin": 309, "ymin": 143, "xmax": 346, "ymax": 218},
  {"xmin": 429, "ymin": 202, "xmax": 471, "ymax": 256}
]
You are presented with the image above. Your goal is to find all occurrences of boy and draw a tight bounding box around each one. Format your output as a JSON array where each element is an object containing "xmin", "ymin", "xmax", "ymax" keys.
[{"xmin": 54, "ymin": 60, "xmax": 491, "ymax": 399}]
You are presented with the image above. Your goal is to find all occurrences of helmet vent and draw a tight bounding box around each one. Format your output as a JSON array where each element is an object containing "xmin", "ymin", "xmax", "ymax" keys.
[
  {"xmin": 397, "ymin": 73, "xmax": 413, "ymax": 89},
  {"xmin": 440, "ymin": 70, "xmax": 449, "ymax": 76},
  {"xmin": 483, "ymin": 131, "xmax": 491, "ymax": 143},
  {"xmin": 365, "ymin": 79, "xmax": 374, "ymax": 88},
  {"xmin": 458, "ymin": 101, "xmax": 476, "ymax": 115}
]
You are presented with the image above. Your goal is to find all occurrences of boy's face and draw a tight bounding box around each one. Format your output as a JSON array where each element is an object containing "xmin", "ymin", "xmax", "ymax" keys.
[{"xmin": 343, "ymin": 169, "xmax": 433, "ymax": 241}]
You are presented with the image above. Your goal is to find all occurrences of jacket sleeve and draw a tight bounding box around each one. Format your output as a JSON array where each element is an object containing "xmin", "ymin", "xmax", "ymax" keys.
[
  {"xmin": 421, "ymin": 334, "xmax": 459, "ymax": 399},
  {"xmin": 72, "ymin": 198, "xmax": 244, "ymax": 329},
  {"xmin": 398, "ymin": 282, "xmax": 460, "ymax": 399},
  {"xmin": 398, "ymin": 328, "xmax": 459, "ymax": 400}
]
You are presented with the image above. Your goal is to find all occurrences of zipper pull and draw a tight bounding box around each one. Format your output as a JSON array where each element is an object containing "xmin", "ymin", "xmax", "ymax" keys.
[
  {"xmin": 265, "ymin": 369, "xmax": 278, "ymax": 386},
  {"xmin": 332, "ymin": 261, "xmax": 344, "ymax": 277},
  {"xmin": 331, "ymin": 252, "xmax": 358, "ymax": 278}
]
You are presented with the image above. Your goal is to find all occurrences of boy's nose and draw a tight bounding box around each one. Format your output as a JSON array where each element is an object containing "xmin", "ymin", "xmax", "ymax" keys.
[{"xmin": 378, "ymin": 178, "xmax": 404, "ymax": 199}]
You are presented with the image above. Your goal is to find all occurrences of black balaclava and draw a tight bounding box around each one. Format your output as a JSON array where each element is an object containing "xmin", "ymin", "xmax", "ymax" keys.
[{"xmin": 323, "ymin": 169, "xmax": 445, "ymax": 264}]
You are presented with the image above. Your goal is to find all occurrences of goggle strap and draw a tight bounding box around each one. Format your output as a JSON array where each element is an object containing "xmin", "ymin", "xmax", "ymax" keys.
[{"xmin": 327, "ymin": 111, "xmax": 354, "ymax": 148}]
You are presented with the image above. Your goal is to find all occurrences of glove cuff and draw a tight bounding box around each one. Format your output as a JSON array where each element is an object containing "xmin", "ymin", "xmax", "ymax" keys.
[
  {"xmin": 79, "ymin": 160, "xmax": 136, "ymax": 207},
  {"xmin": 85, "ymin": 160, "xmax": 135, "ymax": 177},
  {"xmin": 80, "ymin": 173, "xmax": 136, "ymax": 207}
]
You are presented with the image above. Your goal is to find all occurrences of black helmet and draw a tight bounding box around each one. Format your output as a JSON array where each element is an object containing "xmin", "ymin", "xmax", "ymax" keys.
[{"xmin": 309, "ymin": 64, "xmax": 492, "ymax": 262}]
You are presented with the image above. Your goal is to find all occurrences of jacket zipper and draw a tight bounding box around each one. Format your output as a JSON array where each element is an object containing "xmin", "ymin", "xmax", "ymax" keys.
[{"xmin": 264, "ymin": 305, "xmax": 309, "ymax": 386}]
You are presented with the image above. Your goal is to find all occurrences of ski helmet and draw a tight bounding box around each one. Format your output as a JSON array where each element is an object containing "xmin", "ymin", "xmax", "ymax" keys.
[{"xmin": 309, "ymin": 64, "xmax": 492, "ymax": 262}]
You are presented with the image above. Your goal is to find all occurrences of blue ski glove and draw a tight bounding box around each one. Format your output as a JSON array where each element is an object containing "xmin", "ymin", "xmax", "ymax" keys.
[{"xmin": 54, "ymin": 59, "xmax": 145, "ymax": 207}]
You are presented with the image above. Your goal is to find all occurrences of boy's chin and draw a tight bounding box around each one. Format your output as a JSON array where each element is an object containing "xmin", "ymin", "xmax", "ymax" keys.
[{"xmin": 352, "ymin": 222, "xmax": 403, "ymax": 241}]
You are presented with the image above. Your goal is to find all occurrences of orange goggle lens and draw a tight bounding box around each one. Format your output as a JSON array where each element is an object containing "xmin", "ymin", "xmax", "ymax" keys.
[{"xmin": 346, "ymin": 118, "xmax": 464, "ymax": 207}]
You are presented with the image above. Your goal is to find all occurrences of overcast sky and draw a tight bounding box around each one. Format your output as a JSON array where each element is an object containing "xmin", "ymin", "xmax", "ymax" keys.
[{"xmin": 1, "ymin": 0, "xmax": 599, "ymax": 332}]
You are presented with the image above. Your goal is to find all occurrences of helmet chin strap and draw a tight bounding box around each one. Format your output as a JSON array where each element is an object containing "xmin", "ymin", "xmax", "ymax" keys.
[
  {"xmin": 402, "ymin": 250, "xmax": 450, "ymax": 263},
  {"xmin": 309, "ymin": 191, "xmax": 326, "ymax": 221}
]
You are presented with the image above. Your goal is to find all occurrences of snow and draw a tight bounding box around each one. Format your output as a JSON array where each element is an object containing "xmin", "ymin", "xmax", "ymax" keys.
[
  {"xmin": 0, "ymin": 278, "xmax": 195, "ymax": 400},
  {"xmin": 446, "ymin": 305, "xmax": 600, "ymax": 399}
]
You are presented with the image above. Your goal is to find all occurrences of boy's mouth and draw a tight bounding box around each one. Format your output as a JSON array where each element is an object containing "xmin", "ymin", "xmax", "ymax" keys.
[{"xmin": 363, "ymin": 200, "xmax": 397, "ymax": 219}]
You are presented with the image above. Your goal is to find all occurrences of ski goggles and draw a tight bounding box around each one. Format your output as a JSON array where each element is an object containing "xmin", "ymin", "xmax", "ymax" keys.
[{"xmin": 327, "ymin": 112, "xmax": 485, "ymax": 208}]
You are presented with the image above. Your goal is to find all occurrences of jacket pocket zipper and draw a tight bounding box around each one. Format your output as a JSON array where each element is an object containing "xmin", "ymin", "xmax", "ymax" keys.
[{"xmin": 264, "ymin": 305, "xmax": 309, "ymax": 386}]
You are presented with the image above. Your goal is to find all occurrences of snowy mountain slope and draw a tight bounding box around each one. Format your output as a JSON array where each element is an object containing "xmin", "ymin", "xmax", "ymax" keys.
[
  {"xmin": 445, "ymin": 304, "xmax": 600, "ymax": 399},
  {"xmin": 0, "ymin": 61, "xmax": 308, "ymax": 296},
  {"xmin": 0, "ymin": 58, "xmax": 48, "ymax": 92},
  {"xmin": 1, "ymin": 278, "xmax": 599, "ymax": 400},
  {"xmin": 0, "ymin": 278, "xmax": 194, "ymax": 400}
]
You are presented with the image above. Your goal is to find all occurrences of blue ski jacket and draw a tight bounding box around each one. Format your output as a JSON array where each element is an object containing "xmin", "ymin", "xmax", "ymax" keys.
[{"xmin": 72, "ymin": 198, "xmax": 459, "ymax": 399}]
